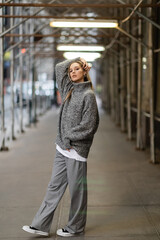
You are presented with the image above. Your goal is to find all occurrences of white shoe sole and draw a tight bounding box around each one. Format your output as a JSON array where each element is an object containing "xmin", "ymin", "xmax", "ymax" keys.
[{"xmin": 22, "ymin": 225, "xmax": 49, "ymax": 236}]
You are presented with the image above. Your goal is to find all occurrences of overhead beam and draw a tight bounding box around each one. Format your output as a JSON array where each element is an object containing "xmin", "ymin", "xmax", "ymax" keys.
[
  {"xmin": 20, "ymin": 42, "xmax": 107, "ymax": 46},
  {"xmin": 0, "ymin": 0, "xmax": 57, "ymax": 37},
  {"xmin": 0, "ymin": 15, "xmax": 142, "ymax": 20},
  {"xmin": 5, "ymin": 33, "xmax": 129, "ymax": 38},
  {"xmin": 4, "ymin": 3, "xmax": 83, "ymax": 52},
  {"xmin": 0, "ymin": 3, "xmax": 159, "ymax": 8}
]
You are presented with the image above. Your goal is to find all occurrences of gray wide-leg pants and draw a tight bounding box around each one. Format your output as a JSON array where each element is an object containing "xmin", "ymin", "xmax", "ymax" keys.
[{"xmin": 31, "ymin": 150, "xmax": 87, "ymax": 234}]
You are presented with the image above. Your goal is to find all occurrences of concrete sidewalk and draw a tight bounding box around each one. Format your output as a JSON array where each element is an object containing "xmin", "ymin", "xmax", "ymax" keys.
[{"xmin": 0, "ymin": 108, "xmax": 160, "ymax": 240}]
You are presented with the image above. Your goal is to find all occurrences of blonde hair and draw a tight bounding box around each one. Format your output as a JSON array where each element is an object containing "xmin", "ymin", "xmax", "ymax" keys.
[{"xmin": 64, "ymin": 60, "xmax": 93, "ymax": 103}]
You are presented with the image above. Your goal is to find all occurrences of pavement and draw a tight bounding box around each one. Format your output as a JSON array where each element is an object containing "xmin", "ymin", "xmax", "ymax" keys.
[{"xmin": 1, "ymin": 107, "xmax": 160, "ymax": 240}]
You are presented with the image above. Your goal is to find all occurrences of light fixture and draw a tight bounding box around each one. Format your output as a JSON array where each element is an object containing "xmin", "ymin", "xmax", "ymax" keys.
[
  {"xmin": 50, "ymin": 19, "xmax": 118, "ymax": 28},
  {"xmin": 57, "ymin": 45, "xmax": 105, "ymax": 52},
  {"xmin": 142, "ymin": 57, "xmax": 147, "ymax": 62},
  {"xmin": 63, "ymin": 52, "xmax": 101, "ymax": 62}
]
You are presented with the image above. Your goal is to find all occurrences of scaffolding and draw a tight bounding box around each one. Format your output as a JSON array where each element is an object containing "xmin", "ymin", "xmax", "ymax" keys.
[
  {"xmin": 0, "ymin": 0, "xmax": 160, "ymax": 164},
  {"xmin": 101, "ymin": 0, "xmax": 160, "ymax": 164}
]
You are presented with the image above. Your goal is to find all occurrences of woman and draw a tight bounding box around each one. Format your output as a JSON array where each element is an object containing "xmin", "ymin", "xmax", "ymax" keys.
[{"xmin": 22, "ymin": 57, "xmax": 99, "ymax": 237}]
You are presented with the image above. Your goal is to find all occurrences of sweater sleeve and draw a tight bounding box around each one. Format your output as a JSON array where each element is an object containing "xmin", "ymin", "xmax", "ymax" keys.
[
  {"xmin": 55, "ymin": 58, "xmax": 80, "ymax": 101},
  {"xmin": 67, "ymin": 92, "xmax": 99, "ymax": 142}
]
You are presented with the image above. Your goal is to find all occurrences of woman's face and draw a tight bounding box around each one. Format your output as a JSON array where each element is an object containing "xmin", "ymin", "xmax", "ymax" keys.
[{"xmin": 69, "ymin": 62, "xmax": 85, "ymax": 83}]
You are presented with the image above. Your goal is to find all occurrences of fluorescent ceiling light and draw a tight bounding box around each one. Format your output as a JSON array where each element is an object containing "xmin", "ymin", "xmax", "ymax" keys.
[
  {"xmin": 50, "ymin": 19, "xmax": 118, "ymax": 28},
  {"xmin": 57, "ymin": 45, "xmax": 105, "ymax": 52},
  {"xmin": 63, "ymin": 52, "xmax": 101, "ymax": 62}
]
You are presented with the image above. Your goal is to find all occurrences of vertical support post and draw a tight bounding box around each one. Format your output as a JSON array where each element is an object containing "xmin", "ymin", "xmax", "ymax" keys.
[
  {"xmin": 120, "ymin": 49, "xmax": 125, "ymax": 132},
  {"xmin": 101, "ymin": 56, "xmax": 109, "ymax": 111},
  {"xmin": 19, "ymin": 6, "xmax": 24, "ymax": 133},
  {"xmin": 148, "ymin": 5, "xmax": 155, "ymax": 163},
  {"xmin": 131, "ymin": 20, "xmax": 137, "ymax": 106},
  {"xmin": 110, "ymin": 56, "xmax": 115, "ymax": 120},
  {"xmin": 26, "ymin": 52, "xmax": 31, "ymax": 125},
  {"xmin": 10, "ymin": 5, "xmax": 16, "ymax": 140},
  {"xmin": 136, "ymin": 14, "xmax": 143, "ymax": 149},
  {"xmin": 0, "ymin": 0, "xmax": 4, "ymax": 148},
  {"xmin": 126, "ymin": 48, "xmax": 132, "ymax": 139},
  {"xmin": 32, "ymin": 58, "xmax": 37, "ymax": 124},
  {"xmin": 126, "ymin": 4, "xmax": 132, "ymax": 140},
  {"xmin": 106, "ymin": 56, "xmax": 111, "ymax": 113},
  {"xmin": 130, "ymin": 19, "xmax": 138, "ymax": 144},
  {"xmin": 119, "ymin": 7, "xmax": 125, "ymax": 132},
  {"xmin": 28, "ymin": 11, "xmax": 34, "ymax": 125},
  {"xmin": 114, "ymin": 7, "xmax": 119, "ymax": 125},
  {"xmin": 148, "ymin": 48, "xmax": 155, "ymax": 163},
  {"xmin": 0, "ymin": 0, "xmax": 8, "ymax": 150},
  {"xmin": 25, "ymin": 16, "xmax": 30, "ymax": 126},
  {"xmin": 29, "ymin": 23, "xmax": 33, "ymax": 123},
  {"xmin": 30, "ymin": 19, "xmax": 37, "ymax": 124},
  {"xmin": 114, "ymin": 54, "xmax": 120, "ymax": 125}
]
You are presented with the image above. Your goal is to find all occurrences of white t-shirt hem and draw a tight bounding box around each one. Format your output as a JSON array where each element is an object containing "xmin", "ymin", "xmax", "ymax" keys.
[{"xmin": 56, "ymin": 144, "xmax": 87, "ymax": 162}]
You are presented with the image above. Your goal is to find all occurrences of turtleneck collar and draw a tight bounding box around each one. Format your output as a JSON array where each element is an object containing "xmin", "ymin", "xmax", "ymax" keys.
[{"xmin": 72, "ymin": 81, "xmax": 92, "ymax": 92}]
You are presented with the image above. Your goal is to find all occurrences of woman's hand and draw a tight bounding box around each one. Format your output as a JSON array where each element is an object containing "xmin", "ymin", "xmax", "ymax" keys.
[{"xmin": 80, "ymin": 58, "xmax": 91, "ymax": 72}]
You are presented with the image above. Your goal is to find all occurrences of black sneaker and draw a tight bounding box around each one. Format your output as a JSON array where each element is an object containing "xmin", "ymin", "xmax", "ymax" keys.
[
  {"xmin": 22, "ymin": 225, "xmax": 49, "ymax": 236},
  {"xmin": 56, "ymin": 228, "xmax": 83, "ymax": 237}
]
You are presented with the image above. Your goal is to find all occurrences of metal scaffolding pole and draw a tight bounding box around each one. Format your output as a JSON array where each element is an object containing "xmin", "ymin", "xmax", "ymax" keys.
[
  {"xmin": 113, "ymin": 7, "xmax": 119, "ymax": 125},
  {"xmin": 25, "ymin": 16, "xmax": 31, "ymax": 127},
  {"xmin": 5, "ymin": 33, "xmax": 116, "ymax": 38},
  {"xmin": 32, "ymin": 59, "xmax": 37, "ymax": 124},
  {"xmin": 0, "ymin": 15, "xmax": 141, "ymax": 20},
  {"xmin": 10, "ymin": 5, "xmax": 16, "ymax": 140},
  {"xmin": 135, "ymin": 9, "xmax": 160, "ymax": 31},
  {"xmin": 0, "ymin": 0, "xmax": 57, "ymax": 38},
  {"xmin": 126, "ymin": 5, "xmax": 132, "ymax": 140},
  {"xmin": 4, "ymin": 1, "xmax": 92, "ymax": 54},
  {"xmin": 19, "ymin": 7, "xmax": 24, "ymax": 133},
  {"xmin": 116, "ymin": 26, "xmax": 151, "ymax": 50},
  {"xmin": 106, "ymin": 56, "xmax": 111, "ymax": 113},
  {"xmin": 110, "ymin": 56, "xmax": 115, "ymax": 120},
  {"xmin": 148, "ymin": 7, "xmax": 155, "ymax": 163},
  {"xmin": 29, "ymin": 18, "xmax": 37, "ymax": 124},
  {"xmin": 119, "ymin": 8, "xmax": 125, "ymax": 132},
  {"xmin": 26, "ymin": 52, "xmax": 31, "ymax": 125},
  {"xmin": 5, "ymin": 22, "xmax": 53, "ymax": 52},
  {"xmin": 0, "ymin": 0, "xmax": 8, "ymax": 151},
  {"xmin": 120, "ymin": 53, "xmax": 126, "ymax": 132},
  {"xmin": 0, "ymin": 3, "xmax": 159, "ymax": 8},
  {"xmin": 136, "ymin": 13, "xmax": 143, "ymax": 150},
  {"xmin": 116, "ymin": 0, "xmax": 160, "ymax": 31},
  {"xmin": 114, "ymin": 54, "xmax": 120, "ymax": 125},
  {"xmin": 149, "ymin": 61, "xmax": 155, "ymax": 163},
  {"xmin": 130, "ymin": 20, "xmax": 137, "ymax": 106}
]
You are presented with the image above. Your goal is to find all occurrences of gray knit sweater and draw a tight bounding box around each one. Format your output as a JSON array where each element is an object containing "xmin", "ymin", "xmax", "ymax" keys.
[{"xmin": 55, "ymin": 58, "xmax": 99, "ymax": 158}]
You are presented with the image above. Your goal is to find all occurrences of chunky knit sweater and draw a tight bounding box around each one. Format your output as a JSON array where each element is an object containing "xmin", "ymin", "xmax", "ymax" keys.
[{"xmin": 55, "ymin": 58, "xmax": 99, "ymax": 158}]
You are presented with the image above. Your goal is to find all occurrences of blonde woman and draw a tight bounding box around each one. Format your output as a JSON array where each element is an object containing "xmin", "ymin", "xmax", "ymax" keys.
[{"xmin": 22, "ymin": 57, "xmax": 99, "ymax": 237}]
